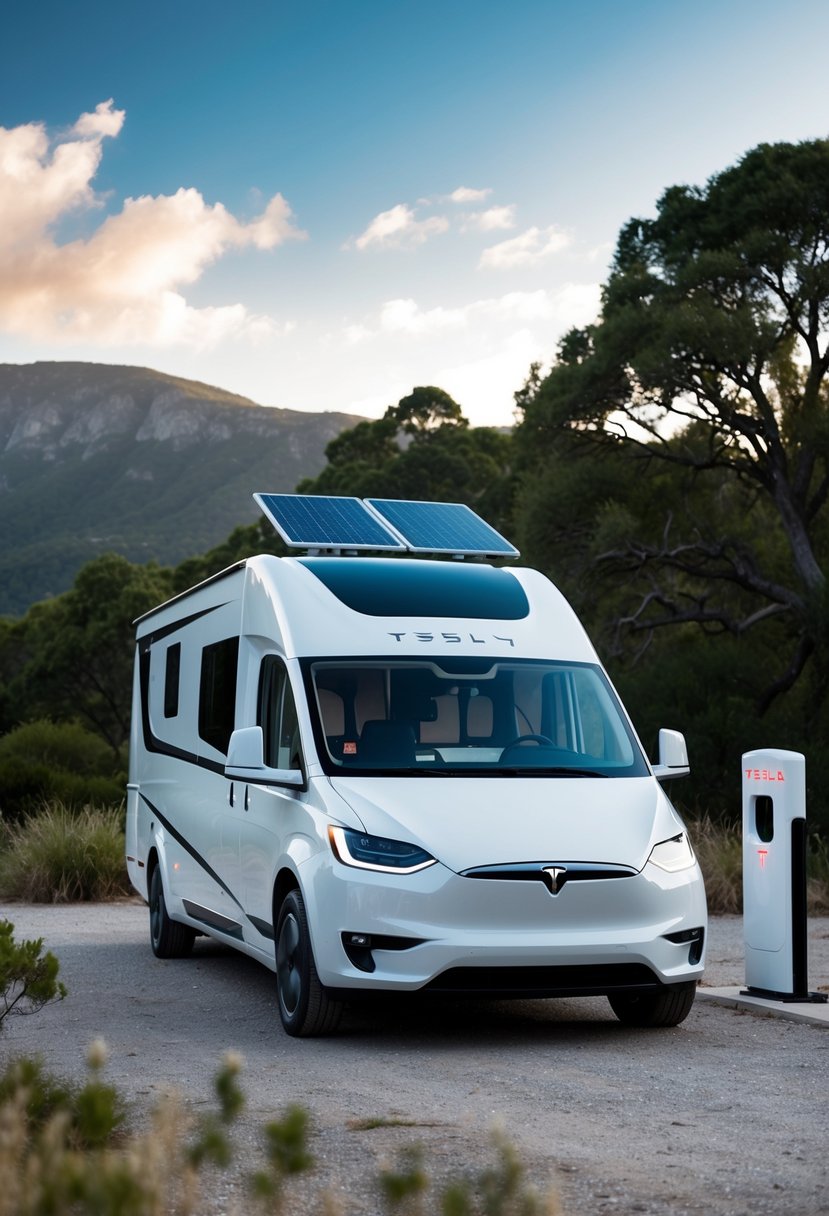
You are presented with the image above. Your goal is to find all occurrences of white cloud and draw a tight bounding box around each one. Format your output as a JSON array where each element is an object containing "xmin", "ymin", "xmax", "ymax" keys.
[
  {"xmin": 450, "ymin": 186, "xmax": 492, "ymax": 204},
  {"xmin": 379, "ymin": 297, "xmax": 468, "ymax": 335},
  {"xmin": 479, "ymin": 225, "xmax": 571, "ymax": 269},
  {"xmin": 343, "ymin": 322, "xmax": 373, "ymax": 346},
  {"xmin": 72, "ymin": 98, "xmax": 126, "ymax": 139},
  {"xmin": 350, "ymin": 190, "xmax": 520, "ymax": 249},
  {"xmin": 586, "ymin": 239, "xmax": 615, "ymax": 264},
  {"xmin": 435, "ymin": 330, "xmax": 544, "ymax": 426},
  {"xmin": 337, "ymin": 282, "xmax": 602, "ymax": 428},
  {"xmin": 547, "ymin": 282, "xmax": 602, "ymax": 327},
  {"xmin": 461, "ymin": 204, "xmax": 517, "ymax": 233},
  {"xmin": 344, "ymin": 288, "xmax": 590, "ymax": 344},
  {"xmin": 0, "ymin": 124, "xmax": 102, "ymax": 250},
  {"xmin": 0, "ymin": 103, "xmax": 304, "ymax": 347},
  {"xmin": 352, "ymin": 203, "xmax": 449, "ymax": 250}
]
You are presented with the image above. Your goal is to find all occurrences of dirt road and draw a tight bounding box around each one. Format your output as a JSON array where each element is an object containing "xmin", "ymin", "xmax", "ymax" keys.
[{"xmin": 1, "ymin": 902, "xmax": 828, "ymax": 1215}]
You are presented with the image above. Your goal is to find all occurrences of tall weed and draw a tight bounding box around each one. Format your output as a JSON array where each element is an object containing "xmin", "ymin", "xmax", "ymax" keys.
[
  {"xmin": 0, "ymin": 802, "xmax": 130, "ymax": 902},
  {"xmin": 688, "ymin": 815, "xmax": 829, "ymax": 914},
  {"xmin": 0, "ymin": 1047, "xmax": 561, "ymax": 1216}
]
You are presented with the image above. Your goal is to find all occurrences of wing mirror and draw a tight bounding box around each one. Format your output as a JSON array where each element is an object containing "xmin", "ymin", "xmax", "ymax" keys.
[
  {"xmin": 225, "ymin": 726, "xmax": 304, "ymax": 787},
  {"xmin": 652, "ymin": 728, "xmax": 690, "ymax": 781}
]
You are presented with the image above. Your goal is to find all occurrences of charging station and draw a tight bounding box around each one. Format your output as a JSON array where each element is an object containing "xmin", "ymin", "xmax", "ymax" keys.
[{"xmin": 742, "ymin": 748, "xmax": 826, "ymax": 1003}]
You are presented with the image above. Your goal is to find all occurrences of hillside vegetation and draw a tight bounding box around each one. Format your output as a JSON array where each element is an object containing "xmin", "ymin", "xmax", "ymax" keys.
[{"xmin": 0, "ymin": 362, "xmax": 361, "ymax": 615}]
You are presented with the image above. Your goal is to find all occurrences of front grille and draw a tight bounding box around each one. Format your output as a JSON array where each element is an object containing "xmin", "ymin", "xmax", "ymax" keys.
[
  {"xmin": 460, "ymin": 861, "xmax": 637, "ymax": 895},
  {"xmin": 424, "ymin": 962, "xmax": 659, "ymax": 997}
]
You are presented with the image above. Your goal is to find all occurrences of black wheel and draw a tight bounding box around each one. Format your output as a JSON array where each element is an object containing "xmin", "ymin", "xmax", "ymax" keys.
[
  {"xmin": 608, "ymin": 981, "xmax": 696, "ymax": 1028},
  {"xmin": 275, "ymin": 889, "xmax": 342, "ymax": 1037},
  {"xmin": 149, "ymin": 864, "xmax": 195, "ymax": 959}
]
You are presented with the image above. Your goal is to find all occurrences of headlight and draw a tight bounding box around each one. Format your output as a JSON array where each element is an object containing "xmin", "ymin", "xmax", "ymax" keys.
[
  {"xmin": 648, "ymin": 832, "xmax": 696, "ymax": 873},
  {"xmin": 328, "ymin": 826, "xmax": 437, "ymax": 874}
]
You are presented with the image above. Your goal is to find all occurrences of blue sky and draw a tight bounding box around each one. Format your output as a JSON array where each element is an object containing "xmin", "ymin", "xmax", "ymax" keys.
[{"xmin": 2, "ymin": 0, "xmax": 828, "ymax": 426}]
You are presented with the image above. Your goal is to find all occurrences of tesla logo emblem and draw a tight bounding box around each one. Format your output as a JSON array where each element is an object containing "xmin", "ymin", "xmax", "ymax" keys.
[{"xmin": 543, "ymin": 866, "xmax": 568, "ymax": 895}]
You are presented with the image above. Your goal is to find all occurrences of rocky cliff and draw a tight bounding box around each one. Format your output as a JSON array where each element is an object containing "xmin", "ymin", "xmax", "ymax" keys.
[{"xmin": 0, "ymin": 362, "xmax": 363, "ymax": 615}]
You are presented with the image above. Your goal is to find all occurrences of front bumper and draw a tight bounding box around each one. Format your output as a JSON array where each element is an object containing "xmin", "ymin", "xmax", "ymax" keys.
[{"xmin": 301, "ymin": 850, "xmax": 707, "ymax": 994}]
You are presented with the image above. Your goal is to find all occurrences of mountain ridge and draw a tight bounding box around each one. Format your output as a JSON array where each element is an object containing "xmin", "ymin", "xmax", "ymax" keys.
[{"xmin": 0, "ymin": 362, "xmax": 363, "ymax": 615}]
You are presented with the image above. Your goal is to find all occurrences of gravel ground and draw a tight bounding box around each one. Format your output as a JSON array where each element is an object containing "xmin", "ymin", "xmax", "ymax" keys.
[{"xmin": 1, "ymin": 902, "xmax": 828, "ymax": 1215}]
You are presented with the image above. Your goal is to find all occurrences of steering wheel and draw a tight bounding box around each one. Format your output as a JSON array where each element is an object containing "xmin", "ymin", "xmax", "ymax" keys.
[{"xmin": 500, "ymin": 734, "xmax": 554, "ymax": 762}]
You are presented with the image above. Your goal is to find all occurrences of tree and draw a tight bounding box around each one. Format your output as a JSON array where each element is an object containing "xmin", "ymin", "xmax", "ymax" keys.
[
  {"xmin": 516, "ymin": 139, "xmax": 829, "ymax": 712},
  {"xmin": 390, "ymin": 385, "xmax": 467, "ymax": 433},
  {"xmin": 298, "ymin": 387, "xmax": 515, "ymax": 532},
  {"xmin": 2, "ymin": 555, "xmax": 173, "ymax": 754}
]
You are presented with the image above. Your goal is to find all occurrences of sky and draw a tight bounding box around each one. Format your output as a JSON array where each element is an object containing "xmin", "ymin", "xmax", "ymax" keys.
[{"xmin": 2, "ymin": 0, "xmax": 829, "ymax": 428}]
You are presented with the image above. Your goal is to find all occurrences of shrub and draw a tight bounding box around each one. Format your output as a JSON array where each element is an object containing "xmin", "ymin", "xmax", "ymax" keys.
[
  {"xmin": 0, "ymin": 802, "xmax": 130, "ymax": 902},
  {"xmin": 0, "ymin": 918, "xmax": 66, "ymax": 1030},
  {"xmin": 0, "ymin": 720, "xmax": 124, "ymax": 821},
  {"xmin": 0, "ymin": 719, "xmax": 116, "ymax": 774},
  {"xmin": 0, "ymin": 1048, "xmax": 124, "ymax": 1149}
]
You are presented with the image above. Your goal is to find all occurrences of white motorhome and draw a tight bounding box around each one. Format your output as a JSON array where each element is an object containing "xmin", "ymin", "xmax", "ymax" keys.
[{"xmin": 126, "ymin": 495, "xmax": 706, "ymax": 1036}]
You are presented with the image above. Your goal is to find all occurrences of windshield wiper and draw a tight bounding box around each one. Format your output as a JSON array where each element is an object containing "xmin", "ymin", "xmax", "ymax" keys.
[
  {"xmin": 496, "ymin": 765, "xmax": 610, "ymax": 778},
  {"xmin": 351, "ymin": 765, "xmax": 610, "ymax": 778}
]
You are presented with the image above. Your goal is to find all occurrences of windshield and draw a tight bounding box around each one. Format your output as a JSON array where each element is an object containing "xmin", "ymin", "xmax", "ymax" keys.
[{"xmin": 302, "ymin": 657, "xmax": 649, "ymax": 778}]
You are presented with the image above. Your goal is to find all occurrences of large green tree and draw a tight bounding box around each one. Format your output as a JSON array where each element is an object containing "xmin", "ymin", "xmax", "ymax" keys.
[
  {"xmin": 516, "ymin": 139, "xmax": 829, "ymax": 712},
  {"xmin": 1, "ymin": 555, "xmax": 173, "ymax": 754},
  {"xmin": 298, "ymin": 387, "xmax": 515, "ymax": 531}
]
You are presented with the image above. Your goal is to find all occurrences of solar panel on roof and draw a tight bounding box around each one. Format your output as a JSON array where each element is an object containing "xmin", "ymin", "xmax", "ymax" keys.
[
  {"xmin": 366, "ymin": 499, "xmax": 519, "ymax": 557},
  {"xmin": 254, "ymin": 493, "xmax": 405, "ymax": 551}
]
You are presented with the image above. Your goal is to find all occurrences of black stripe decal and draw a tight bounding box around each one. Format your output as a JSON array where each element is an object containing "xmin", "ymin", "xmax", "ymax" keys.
[
  {"xmin": 140, "ymin": 792, "xmax": 245, "ymax": 914},
  {"xmin": 248, "ymin": 915, "xmax": 275, "ymax": 941},
  {"xmin": 182, "ymin": 900, "xmax": 244, "ymax": 940},
  {"xmin": 144, "ymin": 603, "xmax": 225, "ymax": 645},
  {"xmin": 141, "ymin": 793, "xmax": 275, "ymax": 942}
]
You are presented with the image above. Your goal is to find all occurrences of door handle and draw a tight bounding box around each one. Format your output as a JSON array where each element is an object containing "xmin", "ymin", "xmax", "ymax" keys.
[{"xmin": 244, "ymin": 785, "xmax": 250, "ymax": 811}]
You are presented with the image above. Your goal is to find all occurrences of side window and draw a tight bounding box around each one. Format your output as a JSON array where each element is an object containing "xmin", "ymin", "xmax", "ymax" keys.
[
  {"xmin": 198, "ymin": 637, "xmax": 239, "ymax": 754},
  {"xmin": 164, "ymin": 643, "xmax": 181, "ymax": 719},
  {"xmin": 258, "ymin": 657, "xmax": 303, "ymax": 771}
]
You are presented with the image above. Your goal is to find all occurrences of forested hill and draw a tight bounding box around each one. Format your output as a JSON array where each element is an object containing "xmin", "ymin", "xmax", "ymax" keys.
[{"xmin": 0, "ymin": 362, "xmax": 363, "ymax": 616}]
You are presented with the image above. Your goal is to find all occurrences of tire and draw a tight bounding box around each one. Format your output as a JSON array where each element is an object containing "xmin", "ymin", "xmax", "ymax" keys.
[
  {"xmin": 149, "ymin": 864, "xmax": 196, "ymax": 959},
  {"xmin": 608, "ymin": 981, "xmax": 696, "ymax": 1028},
  {"xmin": 275, "ymin": 889, "xmax": 342, "ymax": 1037}
]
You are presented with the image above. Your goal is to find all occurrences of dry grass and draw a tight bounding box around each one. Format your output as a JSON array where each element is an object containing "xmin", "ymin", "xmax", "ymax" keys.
[
  {"xmin": 0, "ymin": 802, "xmax": 131, "ymax": 903},
  {"xmin": 689, "ymin": 816, "xmax": 829, "ymax": 915},
  {"xmin": 689, "ymin": 816, "xmax": 744, "ymax": 915},
  {"xmin": 1, "ymin": 801, "xmax": 826, "ymax": 917}
]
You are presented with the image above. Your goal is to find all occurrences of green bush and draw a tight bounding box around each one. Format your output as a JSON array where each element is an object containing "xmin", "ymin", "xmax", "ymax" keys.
[
  {"xmin": 0, "ymin": 720, "xmax": 124, "ymax": 821},
  {"xmin": 0, "ymin": 1050, "xmax": 124, "ymax": 1149},
  {"xmin": 0, "ymin": 802, "xmax": 130, "ymax": 902},
  {"xmin": 0, "ymin": 719, "xmax": 116, "ymax": 774},
  {"xmin": 0, "ymin": 918, "xmax": 66, "ymax": 1030}
]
